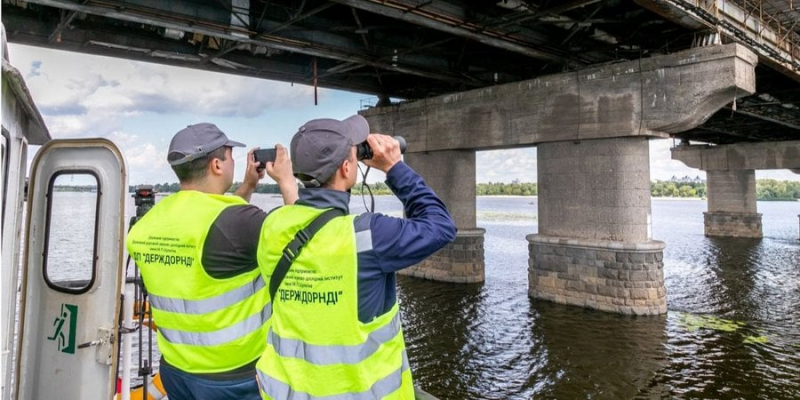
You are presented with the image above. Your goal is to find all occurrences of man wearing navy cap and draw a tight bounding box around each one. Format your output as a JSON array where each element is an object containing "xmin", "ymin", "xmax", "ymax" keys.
[
  {"xmin": 254, "ymin": 115, "xmax": 456, "ymax": 399},
  {"xmin": 126, "ymin": 123, "xmax": 297, "ymax": 400}
]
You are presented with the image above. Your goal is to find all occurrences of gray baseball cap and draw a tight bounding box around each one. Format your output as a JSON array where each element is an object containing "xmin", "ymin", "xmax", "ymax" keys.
[
  {"xmin": 290, "ymin": 114, "xmax": 369, "ymax": 187},
  {"xmin": 167, "ymin": 123, "xmax": 245, "ymax": 166}
]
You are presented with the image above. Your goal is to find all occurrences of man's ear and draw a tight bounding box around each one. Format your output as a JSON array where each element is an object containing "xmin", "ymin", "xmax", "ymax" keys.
[
  {"xmin": 327, "ymin": 159, "xmax": 347, "ymax": 185},
  {"xmin": 209, "ymin": 157, "xmax": 223, "ymax": 176}
]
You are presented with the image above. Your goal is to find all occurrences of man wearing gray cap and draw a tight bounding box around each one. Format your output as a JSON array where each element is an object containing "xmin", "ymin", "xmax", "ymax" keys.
[
  {"xmin": 126, "ymin": 123, "xmax": 298, "ymax": 400},
  {"xmin": 254, "ymin": 115, "xmax": 456, "ymax": 399}
]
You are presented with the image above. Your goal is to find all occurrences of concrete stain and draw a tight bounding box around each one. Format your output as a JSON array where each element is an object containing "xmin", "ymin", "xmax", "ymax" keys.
[{"xmin": 541, "ymin": 94, "xmax": 580, "ymax": 137}]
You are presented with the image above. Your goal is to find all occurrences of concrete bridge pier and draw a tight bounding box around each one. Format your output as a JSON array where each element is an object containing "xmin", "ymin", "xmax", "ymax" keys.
[
  {"xmin": 400, "ymin": 151, "xmax": 485, "ymax": 283},
  {"xmin": 705, "ymin": 170, "xmax": 762, "ymax": 238},
  {"xmin": 528, "ymin": 137, "xmax": 667, "ymax": 315},
  {"xmin": 672, "ymin": 140, "xmax": 800, "ymax": 238}
]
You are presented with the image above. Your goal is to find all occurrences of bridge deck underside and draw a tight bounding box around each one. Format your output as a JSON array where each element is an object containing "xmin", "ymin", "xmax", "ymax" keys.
[{"xmin": 2, "ymin": 0, "xmax": 798, "ymax": 145}]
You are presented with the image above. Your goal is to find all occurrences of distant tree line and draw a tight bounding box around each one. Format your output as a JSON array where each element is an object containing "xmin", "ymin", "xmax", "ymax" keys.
[
  {"xmin": 352, "ymin": 182, "xmax": 393, "ymax": 195},
  {"xmin": 125, "ymin": 179, "xmax": 800, "ymax": 201},
  {"xmin": 477, "ymin": 182, "xmax": 538, "ymax": 196},
  {"xmin": 136, "ymin": 183, "xmax": 181, "ymax": 193},
  {"xmin": 756, "ymin": 179, "xmax": 800, "ymax": 201},
  {"xmin": 129, "ymin": 182, "xmax": 284, "ymax": 194},
  {"xmin": 650, "ymin": 180, "xmax": 706, "ymax": 198},
  {"xmin": 651, "ymin": 179, "xmax": 800, "ymax": 200},
  {"xmin": 229, "ymin": 182, "xmax": 284, "ymax": 194}
]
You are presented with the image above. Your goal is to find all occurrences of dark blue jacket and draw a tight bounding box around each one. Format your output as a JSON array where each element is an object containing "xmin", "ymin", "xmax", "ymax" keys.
[{"xmin": 295, "ymin": 161, "xmax": 457, "ymax": 322}]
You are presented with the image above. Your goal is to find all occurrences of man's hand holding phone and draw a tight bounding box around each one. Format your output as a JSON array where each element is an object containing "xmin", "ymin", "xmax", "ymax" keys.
[{"xmin": 254, "ymin": 148, "xmax": 277, "ymax": 172}]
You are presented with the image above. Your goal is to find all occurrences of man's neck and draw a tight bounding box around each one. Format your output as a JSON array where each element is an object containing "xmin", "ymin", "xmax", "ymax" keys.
[
  {"xmin": 324, "ymin": 176, "xmax": 352, "ymax": 192},
  {"xmin": 180, "ymin": 180, "xmax": 224, "ymax": 195}
]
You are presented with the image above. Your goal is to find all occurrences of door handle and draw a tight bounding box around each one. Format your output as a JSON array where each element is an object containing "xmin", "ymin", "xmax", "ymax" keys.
[{"xmin": 77, "ymin": 327, "xmax": 115, "ymax": 365}]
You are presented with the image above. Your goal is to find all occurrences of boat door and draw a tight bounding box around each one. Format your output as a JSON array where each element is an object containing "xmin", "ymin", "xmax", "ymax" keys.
[{"xmin": 15, "ymin": 139, "xmax": 127, "ymax": 400}]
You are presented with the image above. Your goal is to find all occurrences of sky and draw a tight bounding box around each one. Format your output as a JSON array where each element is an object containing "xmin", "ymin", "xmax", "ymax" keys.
[{"xmin": 6, "ymin": 43, "xmax": 799, "ymax": 186}]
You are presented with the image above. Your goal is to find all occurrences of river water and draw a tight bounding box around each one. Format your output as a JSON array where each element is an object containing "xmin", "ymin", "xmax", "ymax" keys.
[
  {"xmin": 46, "ymin": 193, "xmax": 800, "ymax": 399},
  {"xmin": 398, "ymin": 197, "xmax": 800, "ymax": 400}
]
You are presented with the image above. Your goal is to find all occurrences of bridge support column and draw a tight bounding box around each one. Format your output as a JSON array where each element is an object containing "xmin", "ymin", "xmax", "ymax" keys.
[
  {"xmin": 669, "ymin": 142, "xmax": 797, "ymax": 239},
  {"xmin": 401, "ymin": 151, "xmax": 485, "ymax": 283},
  {"xmin": 704, "ymin": 170, "xmax": 762, "ymax": 238},
  {"xmin": 528, "ymin": 137, "xmax": 667, "ymax": 315}
]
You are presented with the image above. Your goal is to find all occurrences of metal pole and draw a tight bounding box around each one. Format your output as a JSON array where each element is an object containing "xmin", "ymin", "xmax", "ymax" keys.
[{"xmin": 120, "ymin": 290, "xmax": 132, "ymax": 400}]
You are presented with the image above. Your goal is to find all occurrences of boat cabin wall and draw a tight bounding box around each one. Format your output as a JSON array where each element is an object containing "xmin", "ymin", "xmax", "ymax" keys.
[{"xmin": 1, "ymin": 72, "xmax": 34, "ymax": 400}]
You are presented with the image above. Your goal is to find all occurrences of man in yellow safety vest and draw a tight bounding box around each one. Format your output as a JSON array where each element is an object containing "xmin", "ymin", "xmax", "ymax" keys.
[
  {"xmin": 127, "ymin": 123, "xmax": 297, "ymax": 399},
  {"xmin": 255, "ymin": 115, "xmax": 456, "ymax": 399}
]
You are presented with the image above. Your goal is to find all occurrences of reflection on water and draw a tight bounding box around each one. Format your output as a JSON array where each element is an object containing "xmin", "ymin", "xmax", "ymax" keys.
[
  {"xmin": 401, "ymin": 276, "xmax": 669, "ymax": 400},
  {"xmin": 109, "ymin": 195, "xmax": 800, "ymax": 398},
  {"xmin": 398, "ymin": 198, "xmax": 799, "ymax": 400},
  {"xmin": 533, "ymin": 303, "xmax": 667, "ymax": 400}
]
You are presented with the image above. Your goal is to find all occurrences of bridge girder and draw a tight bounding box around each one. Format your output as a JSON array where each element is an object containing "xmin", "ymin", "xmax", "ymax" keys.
[{"xmin": 2, "ymin": 0, "xmax": 798, "ymax": 144}]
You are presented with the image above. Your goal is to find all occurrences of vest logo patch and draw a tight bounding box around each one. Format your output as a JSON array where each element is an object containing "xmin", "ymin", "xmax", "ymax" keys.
[{"xmin": 278, "ymin": 289, "xmax": 343, "ymax": 306}]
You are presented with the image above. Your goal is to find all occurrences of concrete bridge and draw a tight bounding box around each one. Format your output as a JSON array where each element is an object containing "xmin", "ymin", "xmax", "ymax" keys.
[
  {"xmin": 4, "ymin": 0, "xmax": 799, "ymax": 316},
  {"xmin": 364, "ymin": 43, "xmax": 773, "ymax": 315}
]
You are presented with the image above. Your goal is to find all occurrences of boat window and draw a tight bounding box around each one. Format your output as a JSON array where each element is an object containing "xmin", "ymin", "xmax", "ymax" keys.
[{"xmin": 43, "ymin": 172, "xmax": 100, "ymax": 294}]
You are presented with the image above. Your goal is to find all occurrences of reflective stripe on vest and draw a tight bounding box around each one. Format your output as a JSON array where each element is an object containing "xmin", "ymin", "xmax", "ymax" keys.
[
  {"xmin": 267, "ymin": 312, "xmax": 401, "ymax": 365},
  {"xmin": 257, "ymin": 352, "xmax": 410, "ymax": 400},
  {"xmin": 159, "ymin": 302, "xmax": 272, "ymax": 346},
  {"xmin": 149, "ymin": 275, "xmax": 266, "ymax": 314}
]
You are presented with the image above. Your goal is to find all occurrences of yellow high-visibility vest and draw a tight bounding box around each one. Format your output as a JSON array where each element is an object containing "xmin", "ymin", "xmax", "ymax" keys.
[
  {"xmin": 126, "ymin": 191, "xmax": 270, "ymax": 373},
  {"xmin": 255, "ymin": 205, "xmax": 414, "ymax": 400}
]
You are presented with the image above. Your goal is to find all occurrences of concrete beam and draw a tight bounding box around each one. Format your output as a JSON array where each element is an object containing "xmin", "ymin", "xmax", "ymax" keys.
[
  {"xmin": 671, "ymin": 140, "xmax": 800, "ymax": 171},
  {"xmin": 363, "ymin": 44, "xmax": 757, "ymax": 152}
]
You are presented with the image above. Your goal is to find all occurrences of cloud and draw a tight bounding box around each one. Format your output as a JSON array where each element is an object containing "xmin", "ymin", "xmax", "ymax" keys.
[
  {"xmin": 475, "ymin": 140, "xmax": 712, "ymax": 184},
  {"xmin": 477, "ymin": 148, "xmax": 538, "ymax": 183},
  {"xmin": 649, "ymin": 139, "xmax": 706, "ymax": 181},
  {"xmin": 106, "ymin": 131, "xmax": 173, "ymax": 184},
  {"xmin": 42, "ymin": 113, "xmax": 123, "ymax": 138},
  {"xmin": 474, "ymin": 140, "xmax": 715, "ymax": 183},
  {"xmin": 8, "ymin": 44, "xmax": 324, "ymax": 126},
  {"xmin": 7, "ymin": 44, "xmax": 335, "ymax": 183}
]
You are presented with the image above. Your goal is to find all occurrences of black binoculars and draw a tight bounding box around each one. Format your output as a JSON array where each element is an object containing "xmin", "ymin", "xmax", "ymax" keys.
[{"xmin": 356, "ymin": 136, "xmax": 407, "ymax": 160}]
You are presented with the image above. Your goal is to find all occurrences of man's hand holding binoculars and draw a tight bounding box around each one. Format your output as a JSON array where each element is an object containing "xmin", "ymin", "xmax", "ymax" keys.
[{"xmin": 361, "ymin": 134, "xmax": 402, "ymax": 173}]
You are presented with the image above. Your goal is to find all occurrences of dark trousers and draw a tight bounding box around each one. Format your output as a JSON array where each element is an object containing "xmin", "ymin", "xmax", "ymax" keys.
[{"xmin": 159, "ymin": 362, "xmax": 261, "ymax": 400}]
